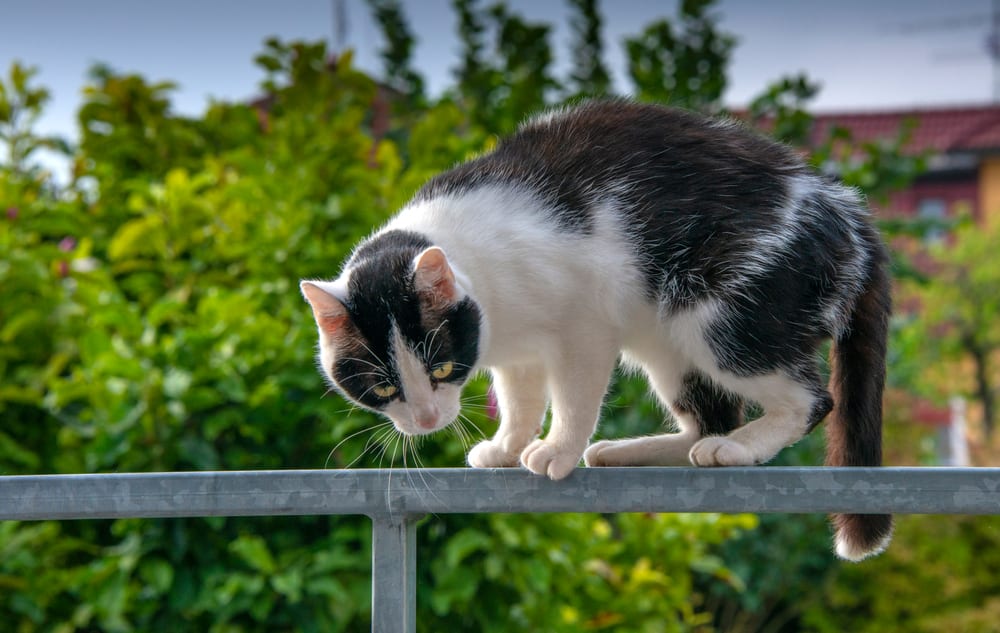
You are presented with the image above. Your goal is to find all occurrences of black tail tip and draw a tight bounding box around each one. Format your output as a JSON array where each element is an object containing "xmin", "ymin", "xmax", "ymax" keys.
[{"xmin": 832, "ymin": 513, "xmax": 894, "ymax": 562}]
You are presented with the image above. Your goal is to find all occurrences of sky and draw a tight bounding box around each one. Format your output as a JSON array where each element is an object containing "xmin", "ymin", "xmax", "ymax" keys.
[{"xmin": 1, "ymin": 0, "xmax": 995, "ymax": 149}]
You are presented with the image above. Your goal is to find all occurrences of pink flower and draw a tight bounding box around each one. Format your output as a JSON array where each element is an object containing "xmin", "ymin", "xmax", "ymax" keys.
[
  {"xmin": 486, "ymin": 386, "xmax": 498, "ymax": 421},
  {"xmin": 58, "ymin": 237, "xmax": 76, "ymax": 252},
  {"xmin": 5, "ymin": 207, "xmax": 17, "ymax": 220}
]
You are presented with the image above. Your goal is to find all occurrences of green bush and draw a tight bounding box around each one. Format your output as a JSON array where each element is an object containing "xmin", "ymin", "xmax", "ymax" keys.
[
  {"xmin": 0, "ymin": 0, "xmax": 941, "ymax": 629},
  {"xmin": 0, "ymin": 32, "xmax": 758, "ymax": 629},
  {"xmin": 802, "ymin": 514, "xmax": 1000, "ymax": 633}
]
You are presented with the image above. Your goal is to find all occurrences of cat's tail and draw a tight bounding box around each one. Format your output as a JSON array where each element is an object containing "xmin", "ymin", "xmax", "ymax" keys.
[{"xmin": 825, "ymin": 239, "xmax": 893, "ymax": 562}]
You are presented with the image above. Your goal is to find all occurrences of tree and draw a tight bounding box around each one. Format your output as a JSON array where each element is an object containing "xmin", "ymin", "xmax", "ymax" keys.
[
  {"xmin": 0, "ymin": 61, "xmax": 67, "ymax": 175},
  {"xmin": 624, "ymin": 0, "xmax": 735, "ymax": 111},
  {"xmin": 566, "ymin": 0, "xmax": 612, "ymax": 98},
  {"xmin": 450, "ymin": 0, "xmax": 557, "ymax": 132},
  {"xmin": 366, "ymin": 0, "xmax": 425, "ymax": 105},
  {"xmin": 897, "ymin": 218, "xmax": 1000, "ymax": 440}
]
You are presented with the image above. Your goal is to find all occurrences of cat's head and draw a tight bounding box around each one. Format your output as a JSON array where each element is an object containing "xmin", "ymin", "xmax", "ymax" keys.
[{"xmin": 300, "ymin": 244, "xmax": 482, "ymax": 435}]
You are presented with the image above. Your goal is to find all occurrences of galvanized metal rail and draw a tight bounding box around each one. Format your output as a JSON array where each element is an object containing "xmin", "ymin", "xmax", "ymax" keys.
[{"xmin": 2, "ymin": 467, "xmax": 999, "ymax": 632}]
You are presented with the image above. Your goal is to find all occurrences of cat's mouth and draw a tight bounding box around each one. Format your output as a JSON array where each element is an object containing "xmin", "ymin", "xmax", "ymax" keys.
[
  {"xmin": 393, "ymin": 417, "xmax": 451, "ymax": 436},
  {"xmin": 385, "ymin": 402, "xmax": 456, "ymax": 436}
]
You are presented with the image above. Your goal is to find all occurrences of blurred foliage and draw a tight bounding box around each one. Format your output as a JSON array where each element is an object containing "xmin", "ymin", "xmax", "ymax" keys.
[
  {"xmin": 365, "ymin": 0, "xmax": 425, "ymax": 106},
  {"xmin": 566, "ymin": 0, "xmax": 612, "ymax": 99},
  {"xmin": 894, "ymin": 218, "xmax": 1000, "ymax": 439},
  {"xmin": 624, "ymin": 0, "xmax": 735, "ymax": 112},
  {"xmin": 0, "ymin": 61, "xmax": 70, "ymax": 175},
  {"xmin": 449, "ymin": 0, "xmax": 558, "ymax": 132},
  {"xmin": 801, "ymin": 515, "xmax": 1000, "ymax": 633},
  {"xmin": 420, "ymin": 512, "xmax": 756, "ymax": 632},
  {"xmin": 0, "ymin": 0, "xmax": 975, "ymax": 631}
]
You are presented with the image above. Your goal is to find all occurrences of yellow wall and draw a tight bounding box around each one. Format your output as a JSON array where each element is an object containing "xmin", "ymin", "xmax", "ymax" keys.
[{"xmin": 978, "ymin": 157, "xmax": 1000, "ymax": 227}]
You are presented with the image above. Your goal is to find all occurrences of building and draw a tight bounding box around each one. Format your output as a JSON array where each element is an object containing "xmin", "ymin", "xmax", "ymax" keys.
[{"xmin": 811, "ymin": 104, "xmax": 1000, "ymax": 225}]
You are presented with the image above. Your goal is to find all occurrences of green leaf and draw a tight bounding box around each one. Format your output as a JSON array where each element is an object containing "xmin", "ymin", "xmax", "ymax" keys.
[
  {"xmin": 108, "ymin": 216, "xmax": 164, "ymax": 261},
  {"xmin": 139, "ymin": 558, "xmax": 174, "ymax": 594},
  {"xmin": 443, "ymin": 529, "xmax": 491, "ymax": 568},
  {"xmin": 270, "ymin": 567, "xmax": 304, "ymax": 602},
  {"xmin": 229, "ymin": 535, "xmax": 276, "ymax": 574},
  {"xmin": 0, "ymin": 430, "xmax": 41, "ymax": 469}
]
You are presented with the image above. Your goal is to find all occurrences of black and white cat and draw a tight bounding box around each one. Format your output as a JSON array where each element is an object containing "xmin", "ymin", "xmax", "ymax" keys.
[{"xmin": 300, "ymin": 100, "xmax": 892, "ymax": 560}]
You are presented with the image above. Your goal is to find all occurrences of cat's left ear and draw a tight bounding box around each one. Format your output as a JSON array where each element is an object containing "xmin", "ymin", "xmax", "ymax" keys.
[
  {"xmin": 413, "ymin": 246, "xmax": 459, "ymax": 304},
  {"xmin": 300, "ymin": 280, "xmax": 350, "ymax": 337}
]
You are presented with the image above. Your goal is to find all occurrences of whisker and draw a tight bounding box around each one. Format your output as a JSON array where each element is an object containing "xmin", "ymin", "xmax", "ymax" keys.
[
  {"xmin": 404, "ymin": 434, "xmax": 447, "ymax": 518},
  {"xmin": 457, "ymin": 413, "xmax": 486, "ymax": 440},
  {"xmin": 356, "ymin": 340, "xmax": 390, "ymax": 371},
  {"xmin": 340, "ymin": 371, "xmax": 390, "ymax": 380},
  {"xmin": 330, "ymin": 403, "xmax": 358, "ymax": 416},
  {"xmin": 384, "ymin": 432, "xmax": 405, "ymax": 519},
  {"xmin": 364, "ymin": 426, "xmax": 398, "ymax": 470},
  {"xmin": 465, "ymin": 415, "xmax": 485, "ymax": 443},
  {"xmin": 338, "ymin": 424, "xmax": 392, "ymax": 470},
  {"xmin": 450, "ymin": 419, "xmax": 473, "ymax": 453},
  {"xmin": 339, "ymin": 356, "xmax": 386, "ymax": 372},
  {"xmin": 459, "ymin": 403, "xmax": 491, "ymax": 410},
  {"xmin": 325, "ymin": 420, "xmax": 394, "ymax": 469},
  {"xmin": 426, "ymin": 320, "xmax": 448, "ymax": 363}
]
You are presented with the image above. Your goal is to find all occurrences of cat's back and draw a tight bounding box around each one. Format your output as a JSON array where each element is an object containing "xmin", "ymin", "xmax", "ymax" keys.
[{"xmin": 416, "ymin": 100, "xmax": 804, "ymax": 216}]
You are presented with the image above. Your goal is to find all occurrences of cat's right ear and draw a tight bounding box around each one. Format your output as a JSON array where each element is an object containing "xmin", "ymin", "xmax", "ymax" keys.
[
  {"xmin": 300, "ymin": 281, "xmax": 349, "ymax": 337},
  {"xmin": 413, "ymin": 246, "xmax": 459, "ymax": 305}
]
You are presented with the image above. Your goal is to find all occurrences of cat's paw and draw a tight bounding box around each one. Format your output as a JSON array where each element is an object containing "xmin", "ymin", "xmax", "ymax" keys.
[
  {"xmin": 689, "ymin": 436, "xmax": 755, "ymax": 467},
  {"xmin": 583, "ymin": 440, "xmax": 625, "ymax": 467},
  {"xmin": 520, "ymin": 439, "xmax": 582, "ymax": 480},
  {"xmin": 467, "ymin": 440, "xmax": 520, "ymax": 468}
]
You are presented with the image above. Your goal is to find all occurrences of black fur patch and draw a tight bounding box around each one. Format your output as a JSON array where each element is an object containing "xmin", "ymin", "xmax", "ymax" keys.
[
  {"xmin": 673, "ymin": 371, "xmax": 743, "ymax": 437},
  {"xmin": 331, "ymin": 230, "xmax": 481, "ymax": 405}
]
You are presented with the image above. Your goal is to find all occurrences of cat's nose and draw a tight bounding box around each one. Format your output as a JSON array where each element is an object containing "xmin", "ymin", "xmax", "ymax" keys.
[{"xmin": 414, "ymin": 406, "xmax": 440, "ymax": 430}]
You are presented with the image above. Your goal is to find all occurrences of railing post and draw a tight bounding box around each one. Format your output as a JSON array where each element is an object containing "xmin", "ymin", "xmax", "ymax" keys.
[{"xmin": 370, "ymin": 513, "xmax": 420, "ymax": 633}]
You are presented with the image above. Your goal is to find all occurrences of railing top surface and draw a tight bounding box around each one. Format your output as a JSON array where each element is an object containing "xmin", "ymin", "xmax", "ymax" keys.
[{"xmin": 1, "ymin": 467, "xmax": 999, "ymax": 521}]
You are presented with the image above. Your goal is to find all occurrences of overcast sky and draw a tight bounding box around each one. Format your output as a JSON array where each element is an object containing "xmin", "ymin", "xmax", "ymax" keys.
[{"xmin": 1, "ymin": 0, "xmax": 994, "ymax": 145}]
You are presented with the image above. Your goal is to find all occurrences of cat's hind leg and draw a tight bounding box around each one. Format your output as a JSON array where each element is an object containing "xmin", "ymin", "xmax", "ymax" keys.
[
  {"xmin": 585, "ymin": 370, "xmax": 742, "ymax": 467},
  {"xmin": 467, "ymin": 364, "xmax": 547, "ymax": 468},
  {"xmin": 689, "ymin": 367, "xmax": 832, "ymax": 467}
]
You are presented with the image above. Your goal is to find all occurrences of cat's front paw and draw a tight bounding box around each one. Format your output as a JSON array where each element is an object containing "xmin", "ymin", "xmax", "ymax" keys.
[
  {"xmin": 520, "ymin": 439, "xmax": 582, "ymax": 480},
  {"xmin": 689, "ymin": 437, "xmax": 754, "ymax": 467},
  {"xmin": 467, "ymin": 440, "xmax": 520, "ymax": 468}
]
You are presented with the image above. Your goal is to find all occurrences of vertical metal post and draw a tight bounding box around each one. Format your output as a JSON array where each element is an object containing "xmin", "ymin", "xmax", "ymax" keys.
[{"xmin": 370, "ymin": 513, "xmax": 419, "ymax": 633}]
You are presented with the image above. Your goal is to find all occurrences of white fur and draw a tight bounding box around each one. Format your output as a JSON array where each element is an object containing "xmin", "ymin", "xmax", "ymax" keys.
[
  {"xmin": 381, "ymin": 325, "xmax": 463, "ymax": 436},
  {"xmin": 836, "ymin": 527, "xmax": 893, "ymax": 562},
  {"xmin": 388, "ymin": 185, "xmax": 646, "ymax": 368}
]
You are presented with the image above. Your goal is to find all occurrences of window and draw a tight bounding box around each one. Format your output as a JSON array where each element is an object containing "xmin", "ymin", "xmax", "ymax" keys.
[{"xmin": 917, "ymin": 198, "xmax": 947, "ymax": 244}]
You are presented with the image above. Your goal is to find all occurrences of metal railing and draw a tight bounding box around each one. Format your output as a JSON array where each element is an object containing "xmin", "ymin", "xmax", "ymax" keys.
[{"xmin": 3, "ymin": 466, "xmax": 1000, "ymax": 632}]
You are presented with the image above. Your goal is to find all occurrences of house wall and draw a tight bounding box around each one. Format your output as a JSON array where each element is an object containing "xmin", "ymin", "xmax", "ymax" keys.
[
  {"xmin": 979, "ymin": 156, "xmax": 1000, "ymax": 226},
  {"xmin": 886, "ymin": 174, "xmax": 978, "ymax": 219}
]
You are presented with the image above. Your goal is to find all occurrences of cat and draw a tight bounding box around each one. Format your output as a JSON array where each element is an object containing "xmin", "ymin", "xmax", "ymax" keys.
[{"xmin": 300, "ymin": 99, "xmax": 892, "ymax": 561}]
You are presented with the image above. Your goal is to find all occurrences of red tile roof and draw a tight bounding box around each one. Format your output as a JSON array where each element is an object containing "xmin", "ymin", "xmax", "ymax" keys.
[{"xmin": 811, "ymin": 104, "xmax": 1000, "ymax": 153}]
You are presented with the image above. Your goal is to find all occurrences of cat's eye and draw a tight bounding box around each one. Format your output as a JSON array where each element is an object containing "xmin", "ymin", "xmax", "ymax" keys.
[
  {"xmin": 372, "ymin": 384, "xmax": 398, "ymax": 398},
  {"xmin": 431, "ymin": 361, "xmax": 454, "ymax": 380}
]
